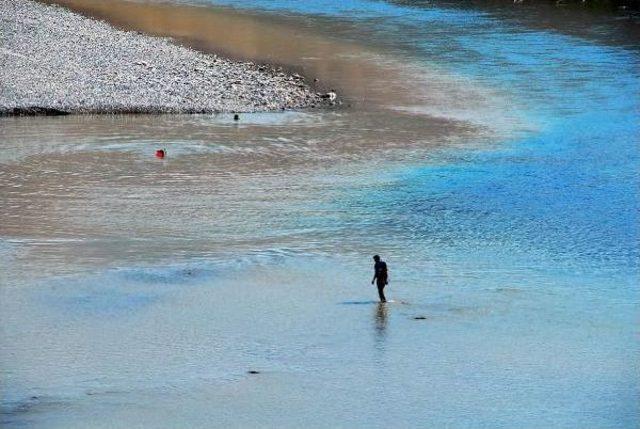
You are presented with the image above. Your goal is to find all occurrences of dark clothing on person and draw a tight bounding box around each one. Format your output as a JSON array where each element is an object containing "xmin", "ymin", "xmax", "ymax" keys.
[
  {"xmin": 374, "ymin": 261, "xmax": 388, "ymax": 286},
  {"xmin": 373, "ymin": 260, "xmax": 388, "ymax": 302}
]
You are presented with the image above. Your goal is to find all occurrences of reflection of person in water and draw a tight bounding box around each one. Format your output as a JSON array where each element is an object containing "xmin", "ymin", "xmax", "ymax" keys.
[
  {"xmin": 375, "ymin": 302, "xmax": 388, "ymax": 333},
  {"xmin": 373, "ymin": 302, "xmax": 388, "ymax": 353},
  {"xmin": 371, "ymin": 255, "xmax": 388, "ymax": 302}
]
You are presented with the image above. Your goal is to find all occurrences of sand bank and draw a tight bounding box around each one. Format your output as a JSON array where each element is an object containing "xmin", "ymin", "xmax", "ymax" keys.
[{"xmin": 0, "ymin": 0, "xmax": 331, "ymax": 115}]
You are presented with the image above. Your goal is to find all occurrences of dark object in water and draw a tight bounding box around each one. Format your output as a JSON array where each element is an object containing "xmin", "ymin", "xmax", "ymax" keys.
[
  {"xmin": 372, "ymin": 255, "xmax": 388, "ymax": 302},
  {"xmin": 247, "ymin": 370, "xmax": 260, "ymax": 374},
  {"xmin": 233, "ymin": 114, "xmax": 240, "ymax": 121},
  {"xmin": 413, "ymin": 316, "xmax": 427, "ymax": 320}
]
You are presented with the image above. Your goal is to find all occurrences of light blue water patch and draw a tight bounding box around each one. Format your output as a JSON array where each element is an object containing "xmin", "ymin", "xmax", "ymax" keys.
[
  {"xmin": 342, "ymin": 102, "xmax": 640, "ymax": 273},
  {"xmin": 449, "ymin": 31, "xmax": 640, "ymax": 124},
  {"xmin": 42, "ymin": 275, "xmax": 161, "ymax": 317},
  {"xmin": 389, "ymin": 142, "xmax": 638, "ymax": 271},
  {"xmin": 181, "ymin": 0, "xmax": 486, "ymax": 22},
  {"xmin": 32, "ymin": 264, "xmax": 214, "ymax": 317},
  {"xmin": 32, "ymin": 249, "xmax": 325, "ymax": 317},
  {"xmin": 277, "ymin": 0, "xmax": 640, "ymax": 278},
  {"xmin": 0, "ymin": 238, "xmax": 19, "ymax": 262}
]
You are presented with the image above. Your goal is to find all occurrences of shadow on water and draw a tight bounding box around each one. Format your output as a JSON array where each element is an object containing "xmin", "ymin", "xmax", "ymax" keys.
[
  {"xmin": 0, "ymin": 395, "xmax": 67, "ymax": 428},
  {"xmin": 374, "ymin": 302, "xmax": 388, "ymax": 337},
  {"xmin": 372, "ymin": 302, "xmax": 389, "ymax": 360},
  {"xmin": 340, "ymin": 300, "xmax": 381, "ymax": 305}
]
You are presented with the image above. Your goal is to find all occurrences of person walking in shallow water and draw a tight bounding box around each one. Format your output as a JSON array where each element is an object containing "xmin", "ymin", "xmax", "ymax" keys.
[{"xmin": 371, "ymin": 255, "xmax": 389, "ymax": 302}]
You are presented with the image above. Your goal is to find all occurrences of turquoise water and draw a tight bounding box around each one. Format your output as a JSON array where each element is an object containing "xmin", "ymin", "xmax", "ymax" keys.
[
  {"xmin": 1, "ymin": 1, "xmax": 639, "ymax": 428},
  {"xmin": 202, "ymin": 0, "xmax": 639, "ymax": 269}
]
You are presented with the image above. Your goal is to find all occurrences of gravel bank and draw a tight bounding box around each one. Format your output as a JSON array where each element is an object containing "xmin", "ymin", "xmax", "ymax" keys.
[{"xmin": 0, "ymin": 0, "xmax": 332, "ymax": 115}]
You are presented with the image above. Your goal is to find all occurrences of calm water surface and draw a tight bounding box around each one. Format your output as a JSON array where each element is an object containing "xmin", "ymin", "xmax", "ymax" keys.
[{"xmin": 1, "ymin": 1, "xmax": 639, "ymax": 428}]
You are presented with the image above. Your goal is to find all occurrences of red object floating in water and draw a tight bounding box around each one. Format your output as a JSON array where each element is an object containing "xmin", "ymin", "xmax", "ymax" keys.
[{"xmin": 155, "ymin": 149, "xmax": 165, "ymax": 158}]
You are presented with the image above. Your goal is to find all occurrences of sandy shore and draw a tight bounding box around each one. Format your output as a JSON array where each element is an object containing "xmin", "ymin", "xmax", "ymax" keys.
[{"xmin": 0, "ymin": 0, "xmax": 331, "ymax": 115}]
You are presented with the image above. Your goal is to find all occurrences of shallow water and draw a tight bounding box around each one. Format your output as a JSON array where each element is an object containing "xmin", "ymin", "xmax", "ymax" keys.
[{"xmin": 1, "ymin": 1, "xmax": 639, "ymax": 428}]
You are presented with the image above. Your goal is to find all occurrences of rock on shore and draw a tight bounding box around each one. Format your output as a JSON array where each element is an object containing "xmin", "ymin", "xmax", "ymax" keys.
[{"xmin": 0, "ymin": 0, "xmax": 331, "ymax": 115}]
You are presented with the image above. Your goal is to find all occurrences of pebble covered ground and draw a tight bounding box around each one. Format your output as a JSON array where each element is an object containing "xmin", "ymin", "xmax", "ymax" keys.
[{"xmin": 0, "ymin": 0, "xmax": 332, "ymax": 115}]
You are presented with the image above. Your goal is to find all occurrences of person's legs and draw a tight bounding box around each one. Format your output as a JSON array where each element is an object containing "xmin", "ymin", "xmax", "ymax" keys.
[{"xmin": 377, "ymin": 284, "xmax": 386, "ymax": 302}]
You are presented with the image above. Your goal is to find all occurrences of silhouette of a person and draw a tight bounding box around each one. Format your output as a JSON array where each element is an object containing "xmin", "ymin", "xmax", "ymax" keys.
[{"xmin": 371, "ymin": 255, "xmax": 388, "ymax": 302}]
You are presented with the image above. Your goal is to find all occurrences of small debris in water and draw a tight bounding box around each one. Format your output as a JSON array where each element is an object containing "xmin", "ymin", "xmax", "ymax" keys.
[
  {"xmin": 320, "ymin": 90, "xmax": 337, "ymax": 102},
  {"xmin": 247, "ymin": 370, "xmax": 260, "ymax": 374},
  {"xmin": 413, "ymin": 316, "xmax": 427, "ymax": 320}
]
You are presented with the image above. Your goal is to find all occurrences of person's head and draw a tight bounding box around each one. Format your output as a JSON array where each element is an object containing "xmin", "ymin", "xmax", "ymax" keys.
[{"xmin": 373, "ymin": 255, "xmax": 380, "ymax": 262}]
